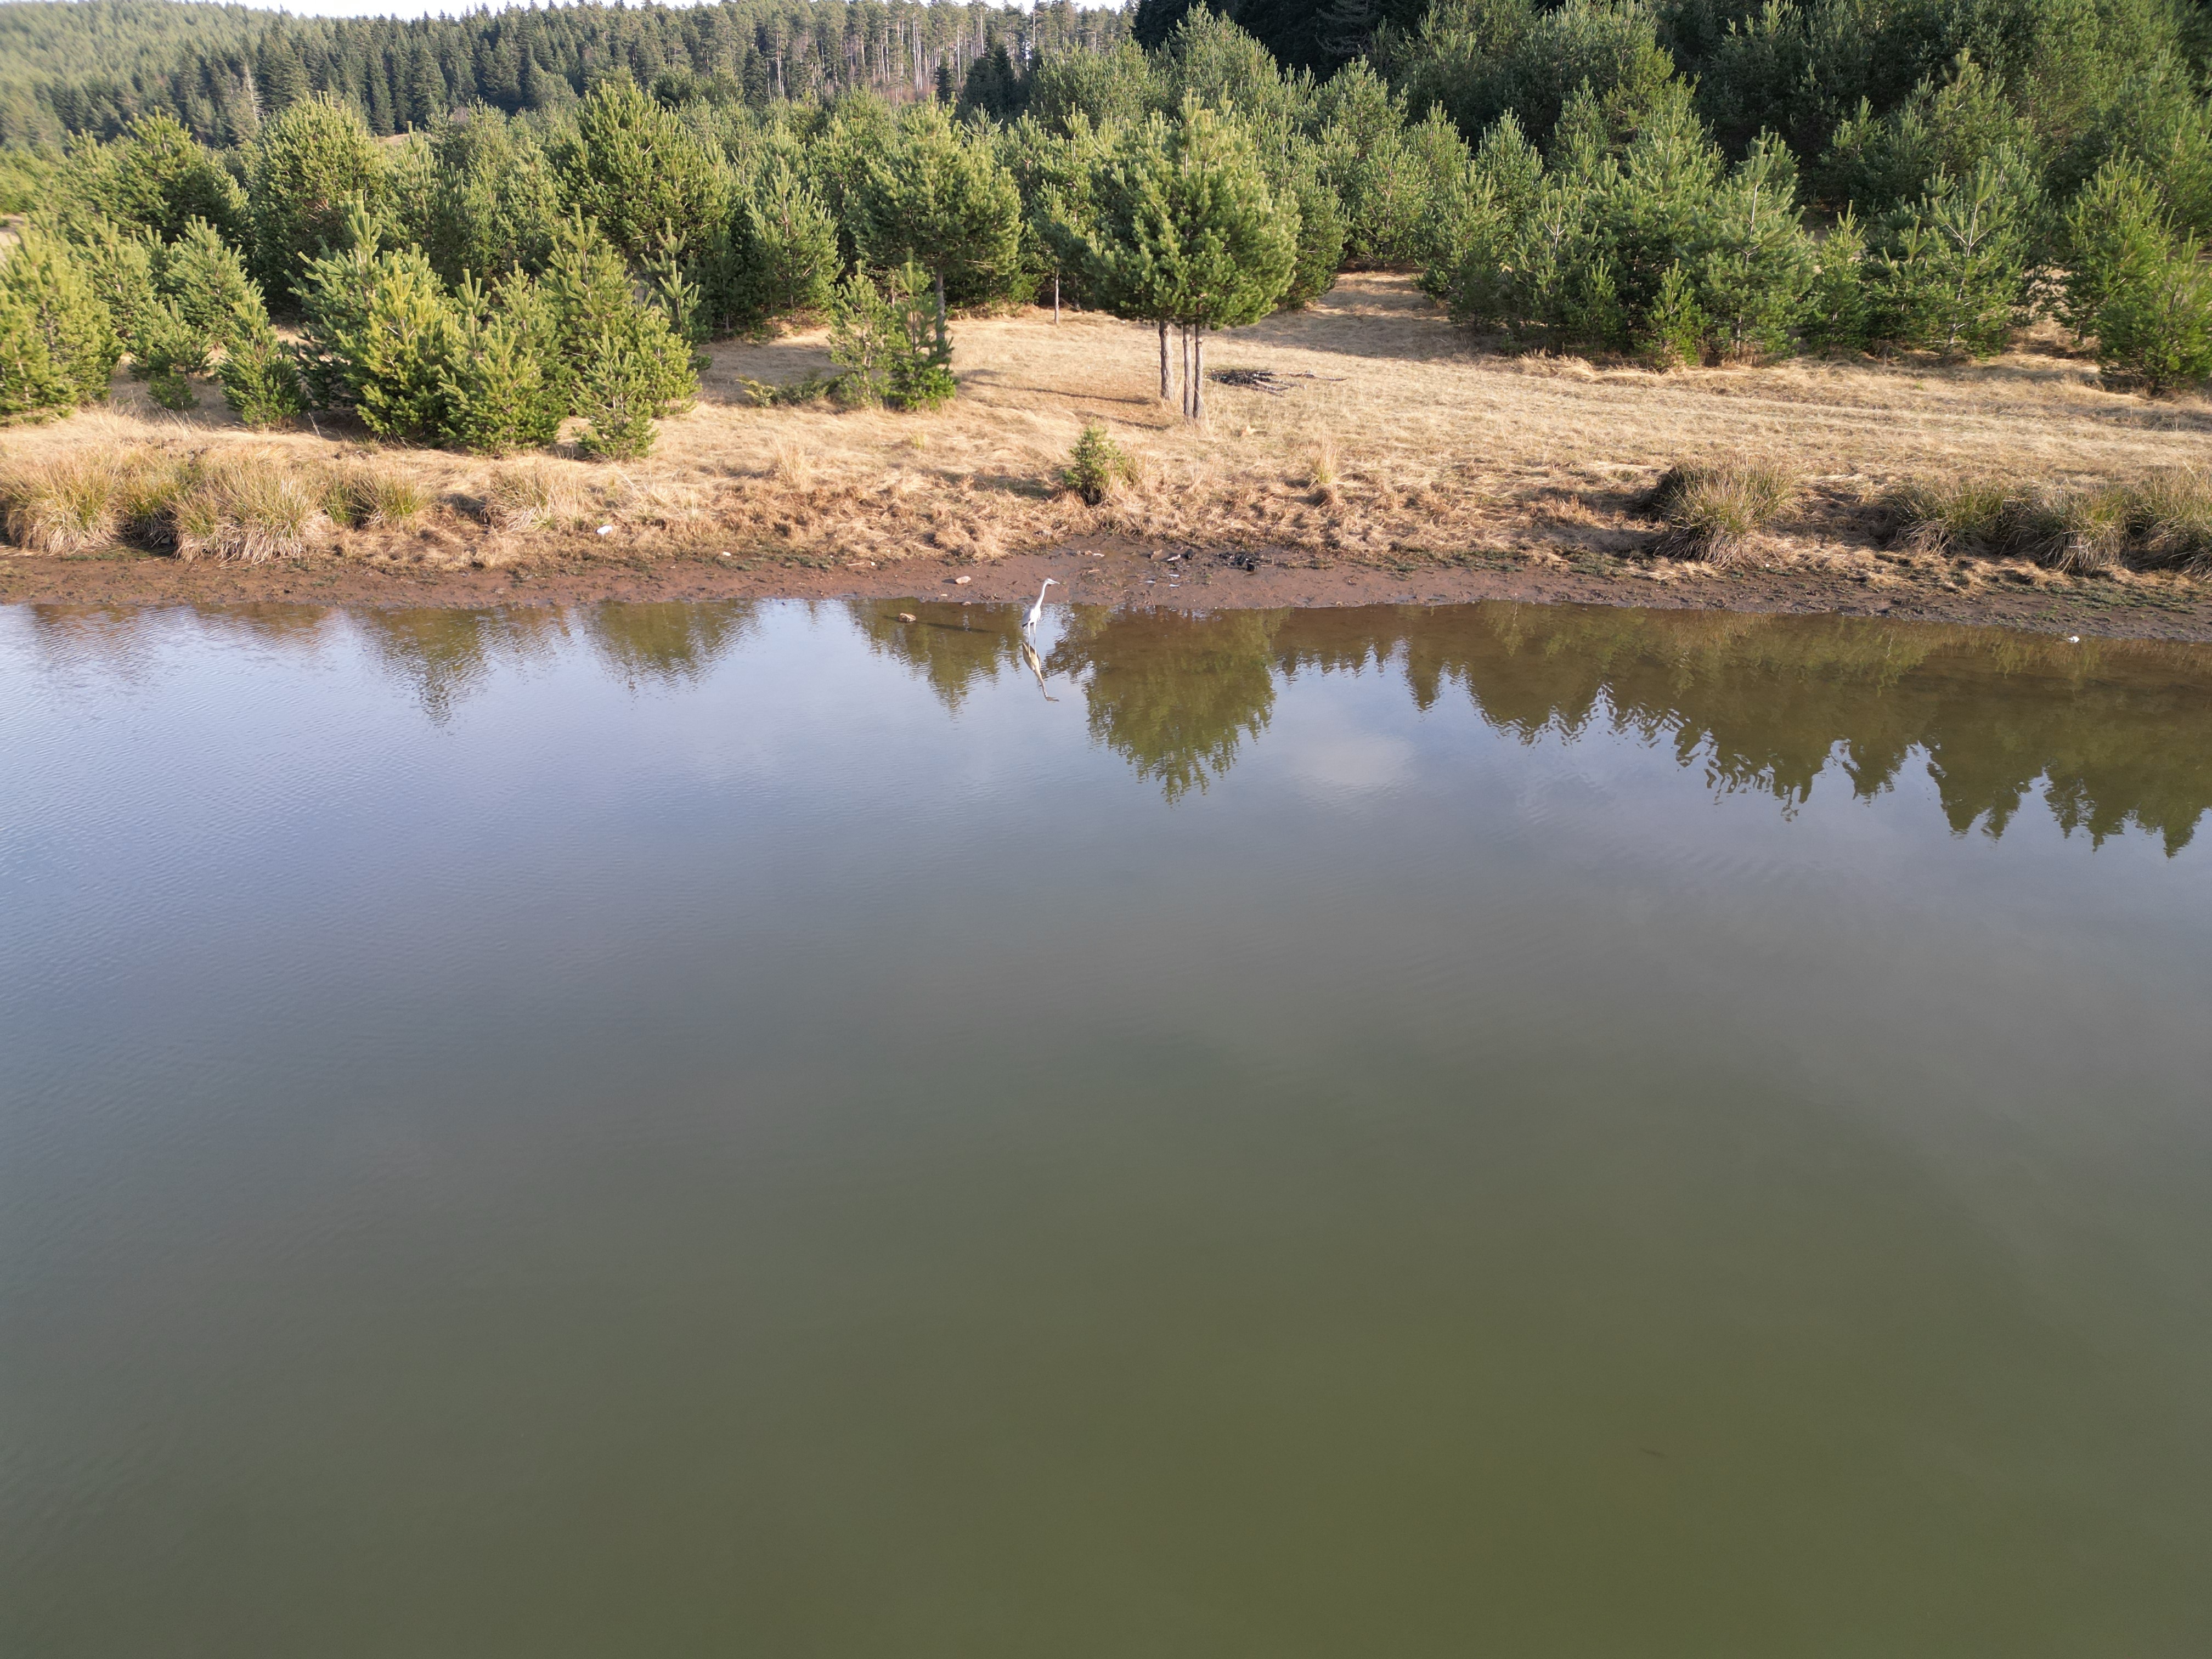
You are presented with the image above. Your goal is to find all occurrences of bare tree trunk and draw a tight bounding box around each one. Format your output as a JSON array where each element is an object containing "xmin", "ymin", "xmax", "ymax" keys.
[
  {"xmin": 1193, "ymin": 328, "xmax": 1205, "ymax": 423},
  {"xmin": 1052, "ymin": 272, "xmax": 1060, "ymax": 324},
  {"xmin": 1158, "ymin": 319, "xmax": 1170, "ymax": 402},
  {"xmin": 1180, "ymin": 325, "xmax": 1190, "ymax": 419}
]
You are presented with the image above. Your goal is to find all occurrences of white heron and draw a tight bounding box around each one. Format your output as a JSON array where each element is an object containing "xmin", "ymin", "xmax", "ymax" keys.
[{"xmin": 1023, "ymin": 578, "xmax": 1059, "ymax": 633}]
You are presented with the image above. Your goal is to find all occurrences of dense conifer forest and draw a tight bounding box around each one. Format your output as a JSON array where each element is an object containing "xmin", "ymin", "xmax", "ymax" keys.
[{"xmin": 0, "ymin": 0, "xmax": 1124, "ymax": 142}]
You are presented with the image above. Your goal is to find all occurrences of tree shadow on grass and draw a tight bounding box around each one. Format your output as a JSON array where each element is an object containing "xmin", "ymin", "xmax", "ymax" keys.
[{"xmin": 696, "ymin": 336, "xmax": 840, "ymax": 405}]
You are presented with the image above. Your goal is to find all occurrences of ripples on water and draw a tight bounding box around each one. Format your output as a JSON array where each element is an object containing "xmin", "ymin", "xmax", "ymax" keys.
[{"xmin": 4, "ymin": 599, "xmax": 2211, "ymax": 1657}]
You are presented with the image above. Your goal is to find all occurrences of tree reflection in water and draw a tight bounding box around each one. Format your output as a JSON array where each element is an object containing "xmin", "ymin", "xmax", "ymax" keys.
[
  {"xmin": 23, "ymin": 602, "xmax": 337, "ymax": 686},
  {"xmin": 847, "ymin": 599, "xmax": 1029, "ymax": 709},
  {"xmin": 584, "ymin": 602, "xmax": 758, "ymax": 691},
  {"xmin": 19, "ymin": 597, "xmax": 2212, "ymax": 849},
  {"xmin": 1047, "ymin": 608, "xmax": 1284, "ymax": 801},
  {"xmin": 881, "ymin": 600, "xmax": 2212, "ymax": 851},
  {"xmin": 349, "ymin": 607, "xmax": 573, "ymax": 723}
]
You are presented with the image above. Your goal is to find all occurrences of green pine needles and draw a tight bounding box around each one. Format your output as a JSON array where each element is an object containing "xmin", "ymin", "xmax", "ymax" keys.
[
  {"xmin": 0, "ymin": 227, "xmax": 120, "ymax": 421},
  {"xmin": 1057, "ymin": 97, "xmax": 1298, "ymax": 421},
  {"xmin": 13, "ymin": 0, "xmax": 2212, "ymax": 444},
  {"xmin": 1062, "ymin": 420, "xmax": 1132, "ymax": 504},
  {"xmin": 287, "ymin": 217, "xmax": 694, "ymax": 458},
  {"xmin": 827, "ymin": 262, "xmax": 957, "ymax": 412},
  {"xmin": 2056, "ymin": 159, "xmax": 2212, "ymax": 392}
]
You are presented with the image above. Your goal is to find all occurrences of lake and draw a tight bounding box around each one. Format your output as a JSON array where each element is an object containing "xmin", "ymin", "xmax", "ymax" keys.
[{"xmin": 4, "ymin": 596, "xmax": 2211, "ymax": 1656}]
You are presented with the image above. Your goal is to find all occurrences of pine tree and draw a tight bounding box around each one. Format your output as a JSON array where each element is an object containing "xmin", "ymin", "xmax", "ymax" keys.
[
  {"xmin": 2094, "ymin": 235, "xmax": 2212, "ymax": 392},
  {"xmin": 479, "ymin": 35, "xmax": 523, "ymax": 111},
  {"xmin": 1061, "ymin": 109, "xmax": 1181, "ymax": 403},
  {"xmin": 540, "ymin": 216, "xmax": 696, "ymax": 452},
  {"xmin": 1423, "ymin": 113, "xmax": 1541, "ymax": 321},
  {"xmin": 64, "ymin": 217, "xmax": 164, "ymax": 349},
  {"xmin": 1566, "ymin": 89, "xmax": 1723, "ymax": 343},
  {"xmin": 549, "ymin": 72, "xmax": 725, "ymax": 267},
  {"xmin": 436, "ymin": 272, "xmax": 565, "ymax": 452},
  {"xmin": 958, "ymin": 44, "xmax": 1026, "ymax": 122},
  {"xmin": 2054, "ymin": 158, "xmax": 2167, "ymax": 342},
  {"xmin": 334, "ymin": 247, "xmax": 458, "ymax": 439},
  {"xmin": 1801, "ymin": 206, "xmax": 1869, "ymax": 352},
  {"xmin": 1691, "ymin": 136, "xmax": 1815, "ymax": 357},
  {"xmin": 1634, "ymin": 259, "xmax": 1706, "ymax": 366},
  {"xmin": 256, "ymin": 36, "xmax": 311, "ymax": 115},
  {"xmin": 413, "ymin": 109, "xmax": 563, "ymax": 288},
  {"xmin": 882, "ymin": 259, "xmax": 956, "ymax": 409},
  {"xmin": 1012, "ymin": 116, "xmax": 1104, "ymax": 321},
  {"xmin": 569, "ymin": 326, "xmax": 667, "ymax": 459},
  {"xmin": 518, "ymin": 48, "xmax": 546, "ymax": 112},
  {"xmin": 294, "ymin": 234, "xmax": 376, "ymax": 408},
  {"xmin": 159, "ymin": 216, "xmax": 265, "ymax": 351},
  {"xmin": 291, "ymin": 205, "xmax": 451, "ymax": 425},
  {"xmin": 1064, "ymin": 99, "xmax": 1296, "ymax": 421},
  {"xmin": 406, "ymin": 41, "xmax": 449, "ymax": 131},
  {"xmin": 1, "ymin": 229, "xmax": 122, "ymax": 419},
  {"xmin": 856, "ymin": 103, "xmax": 1024, "ymax": 338},
  {"xmin": 1316, "ymin": 58, "xmax": 1413, "ymax": 262},
  {"xmin": 1279, "ymin": 140, "xmax": 1344, "ymax": 308},
  {"xmin": 1872, "ymin": 151, "xmax": 2037, "ymax": 356},
  {"xmin": 723, "ymin": 155, "xmax": 839, "ymax": 325},
  {"xmin": 826, "ymin": 266, "xmax": 898, "ymax": 405},
  {"xmin": 96, "ymin": 112, "xmax": 248, "ymax": 245},
  {"xmin": 365, "ymin": 52, "xmax": 396, "ymax": 137},
  {"xmin": 217, "ymin": 321, "xmax": 303, "ymax": 427},
  {"xmin": 248, "ymin": 94, "xmax": 387, "ymax": 302}
]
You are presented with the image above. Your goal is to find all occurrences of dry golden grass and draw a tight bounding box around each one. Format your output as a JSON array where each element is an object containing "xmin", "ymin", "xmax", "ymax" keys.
[
  {"xmin": 4, "ymin": 273, "xmax": 2210, "ymax": 575},
  {"xmin": 1887, "ymin": 470, "xmax": 2212, "ymax": 576},
  {"xmin": 0, "ymin": 450, "xmax": 126, "ymax": 552},
  {"xmin": 168, "ymin": 452, "xmax": 330, "ymax": 562},
  {"xmin": 1644, "ymin": 462, "xmax": 1797, "ymax": 562},
  {"xmin": 326, "ymin": 460, "xmax": 429, "ymax": 529},
  {"xmin": 2131, "ymin": 469, "xmax": 2212, "ymax": 573},
  {"xmin": 484, "ymin": 459, "xmax": 589, "ymax": 533}
]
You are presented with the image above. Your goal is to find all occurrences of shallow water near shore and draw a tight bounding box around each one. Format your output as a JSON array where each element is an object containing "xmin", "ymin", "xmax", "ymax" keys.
[{"xmin": 5, "ymin": 597, "xmax": 2212, "ymax": 1656}]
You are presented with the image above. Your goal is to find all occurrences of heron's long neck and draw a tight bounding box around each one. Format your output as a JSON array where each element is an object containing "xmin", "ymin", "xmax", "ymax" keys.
[{"xmin": 1036, "ymin": 582, "xmax": 1053, "ymax": 605}]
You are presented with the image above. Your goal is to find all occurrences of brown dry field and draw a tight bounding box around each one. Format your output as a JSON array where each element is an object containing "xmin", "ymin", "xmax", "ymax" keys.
[{"xmin": 7, "ymin": 272, "xmax": 2212, "ymax": 635}]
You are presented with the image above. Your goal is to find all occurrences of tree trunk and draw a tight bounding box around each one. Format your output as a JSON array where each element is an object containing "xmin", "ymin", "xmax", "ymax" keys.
[
  {"xmin": 1158, "ymin": 319, "xmax": 1170, "ymax": 402},
  {"xmin": 1193, "ymin": 328, "xmax": 1205, "ymax": 423},
  {"xmin": 933, "ymin": 270, "xmax": 949, "ymax": 357},
  {"xmin": 1052, "ymin": 272, "xmax": 1060, "ymax": 324}
]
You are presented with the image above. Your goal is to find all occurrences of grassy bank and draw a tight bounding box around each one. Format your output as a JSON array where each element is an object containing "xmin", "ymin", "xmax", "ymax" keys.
[{"xmin": 5, "ymin": 275, "xmax": 2211, "ymax": 605}]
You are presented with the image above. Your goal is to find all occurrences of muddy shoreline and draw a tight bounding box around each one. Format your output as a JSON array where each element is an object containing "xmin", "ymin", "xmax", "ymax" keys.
[{"xmin": 8, "ymin": 538, "xmax": 2212, "ymax": 641}]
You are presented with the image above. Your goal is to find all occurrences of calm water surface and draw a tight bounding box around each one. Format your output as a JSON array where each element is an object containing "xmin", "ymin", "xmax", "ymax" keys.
[{"xmin": 4, "ymin": 597, "xmax": 2211, "ymax": 1657}]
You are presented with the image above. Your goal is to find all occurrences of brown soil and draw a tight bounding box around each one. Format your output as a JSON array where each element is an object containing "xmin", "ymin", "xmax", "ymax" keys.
[{"xmin": 9, "ymin": 535, "xmax": 2211, "ymax": 641}]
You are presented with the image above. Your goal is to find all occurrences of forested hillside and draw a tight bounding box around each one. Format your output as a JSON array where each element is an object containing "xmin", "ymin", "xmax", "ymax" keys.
[{"xmin": 0, "ymin": 0, "xmax": 1125, "ymax": 143}]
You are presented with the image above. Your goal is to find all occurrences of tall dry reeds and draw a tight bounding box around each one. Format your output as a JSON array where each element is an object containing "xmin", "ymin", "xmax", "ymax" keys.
[
  {"xmin": 1886, "ymin": 470, "xmax": 2212, "ymax": 574},
  {"xmin": 1, "ymin": 452, "xmax": 127, "ymax": 554},
  {"xmin": 0, "ymin": 447, "xmax": 359, "ymax": 562},
  {"xmin": 484, "ymin": 460, "xmax": 586, "ymax": 532},
  {"xmin": 1643, "ymin": 462, "xmax": 1797, "ymax": 562},
  {"xmin": 168, "ymin": 454, "xmax": 330, "ymax": 562},
  {"xmin": 326, "ymin": 461, "xmax": 429, "ymax": 529},
  {"xmin": 2130, "ymin": 470, "xmax": 2212, "ymax": 573}
]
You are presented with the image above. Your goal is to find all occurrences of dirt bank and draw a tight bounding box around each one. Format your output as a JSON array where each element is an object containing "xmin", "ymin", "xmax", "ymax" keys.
[{"xmin": 9, "ymin": 537, "xmax": 2212, "ymax": 640}]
